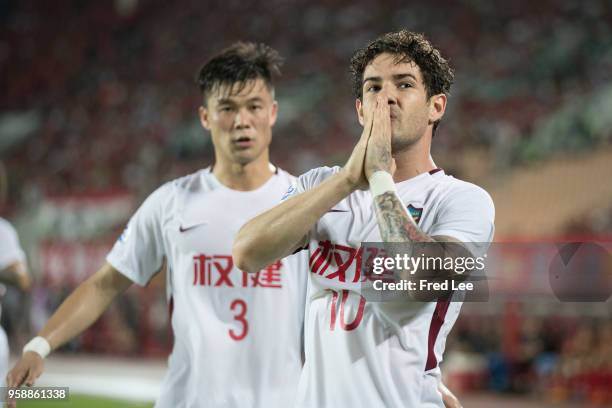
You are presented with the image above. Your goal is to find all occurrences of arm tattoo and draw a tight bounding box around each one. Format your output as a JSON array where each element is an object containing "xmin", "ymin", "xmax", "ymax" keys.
[
  {"xmin": 373, "ymin": 191, "xmax": 448, "ymax": 300},
  {"xmin": 373, "ymin": 191, "xmax": 433, "ymax": 243},
  {"xmin": 373, "ymin": 191, "xmax": 473, "ymax": 301}
]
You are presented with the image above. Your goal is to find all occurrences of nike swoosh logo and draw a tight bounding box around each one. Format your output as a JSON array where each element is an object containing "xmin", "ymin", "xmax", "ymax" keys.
[
  {"xmin": 179, "ymin": 222, "xmax": 208, "ymax": 233},
  {"xmin": 327, "ymin": 209, "xmax": 349, "ymax": 213}
]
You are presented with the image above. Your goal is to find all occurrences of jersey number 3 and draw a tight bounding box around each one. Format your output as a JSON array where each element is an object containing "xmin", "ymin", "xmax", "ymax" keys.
[{"xmin": 229, "ymin": 299, "xmax": 249, "ymax": 340}]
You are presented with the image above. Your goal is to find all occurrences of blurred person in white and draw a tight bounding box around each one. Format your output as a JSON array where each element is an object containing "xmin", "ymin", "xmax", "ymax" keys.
[
  {"xmin": 234, "ymin": 30, "xmax": 493, "ymax": 408},
  {"xmin": 6, "ymin": 42, "xmax": 309, "ymax": 408},
  {"xmin": 0, "ymin": 161, "xmax": 32, "ymax": 385}
]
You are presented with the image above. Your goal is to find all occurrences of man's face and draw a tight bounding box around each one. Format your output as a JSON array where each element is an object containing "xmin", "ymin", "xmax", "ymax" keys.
[
  {"xmin": 199, "ymin": 78, "xmax": 277, "ymax": 165},
  {"xmin": 356, "ymin": 53, "xmax": 445, "ymax": 152}
]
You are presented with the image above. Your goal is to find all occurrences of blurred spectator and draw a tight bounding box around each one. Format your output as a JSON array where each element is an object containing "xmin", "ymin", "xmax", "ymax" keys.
[
  {"xmin": 448, "ymin": 313, "xmax": 612, "ymax": 404},
  {"xmin": 1, "ymin": 0, "xmax": 611, "ymax": 206}
]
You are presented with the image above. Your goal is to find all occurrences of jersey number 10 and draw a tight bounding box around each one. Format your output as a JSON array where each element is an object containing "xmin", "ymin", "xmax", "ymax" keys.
[{"xmin": 329, "ymin": 290, "xmax": 366, "ymax": 331}]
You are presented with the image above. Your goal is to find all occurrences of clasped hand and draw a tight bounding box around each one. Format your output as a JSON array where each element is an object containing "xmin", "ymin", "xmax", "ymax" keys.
[{"xmin": 342, "ymin": 93, "xmax": 395, "ymax": 190}]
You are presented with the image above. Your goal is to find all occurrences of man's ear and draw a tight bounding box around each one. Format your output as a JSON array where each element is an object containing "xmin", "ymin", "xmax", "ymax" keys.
[
  {"xmin": 199, "ymin": 106, "xmax": 210, "ymax": 130},
  {"xmin": 356, "ymin": 98, "xmax": 364, "ymax": 126},
  {"xmin": 269, "ymin": 100, "xmax": 278, "ymax": 127},
  {"xmin": 428, "ymin": 94, "xmax": 447, "ymax": 124}
]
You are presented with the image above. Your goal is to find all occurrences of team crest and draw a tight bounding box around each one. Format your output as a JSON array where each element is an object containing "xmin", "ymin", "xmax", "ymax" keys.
[{"xmin": 407, "ymin": 204, "xmax": 423, "ymax": 224}]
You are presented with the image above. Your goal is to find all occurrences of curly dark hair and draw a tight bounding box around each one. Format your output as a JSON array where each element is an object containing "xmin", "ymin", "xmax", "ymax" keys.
[
  {"xmin": 196, "ymin": 42, "xmax": 283, "ymax": 104},
  {"xmin": 349, "ymin": 30, "xmax": 454, "ymax": 135}
]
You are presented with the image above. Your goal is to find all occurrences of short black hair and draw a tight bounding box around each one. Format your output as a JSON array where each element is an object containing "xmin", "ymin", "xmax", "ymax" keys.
[
  {"xmin": 196, "ymin": 42, "xmax": 283, "ymax": 104},
  {"xmin": 350, "ymin": 30, "xmax": 454, "ymax": 135}
]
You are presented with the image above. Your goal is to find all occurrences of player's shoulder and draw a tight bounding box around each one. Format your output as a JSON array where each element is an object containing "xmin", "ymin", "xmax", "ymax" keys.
[
  {"xmin": 272, "ymin": 166, "xmax": 297, "ymax": 185},
  {"xmin": 135, "ymin": 168, "xmax": 214, "ymax": 213},
  {"xmin": 168, "ymin": 166, "xmax": 294, "ymax": 192},
  {"xmin": 0, "ymin": 217, "xmax": 12, "ymax": 229},
  {"xmin": 296, "ymin": 166, "xmax": 340, "ymax": 190},
  {"xmin": 166, "ymin": 165, "xmax": 296, "ymax": 201},
  {"xmin": 167, "ymin": 167, "xmax": 217, "ymax": 194},
  {"xmin": 0, "ymin": 217, "xmax": 17, "ymax": 237},
  {"xmin": 437, "ymin": 173, "xmax": 495, "ymax": 211}
]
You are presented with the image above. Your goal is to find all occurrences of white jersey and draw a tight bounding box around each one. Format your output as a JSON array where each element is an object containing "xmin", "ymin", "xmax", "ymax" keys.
[
  {"xmin": 107, "ymin": 167, "xmax": 308, "ymax": 408},
  {"xmin": 286, "ymin": 167, "xmax": 495, "ymax": 408},
  {"xmin": 0, "ymin": 217, "xmax": 26, "ymax": 271},
  {"xmin": 0, "ymin": 217, "xmax": 27, "ymax": 384}
]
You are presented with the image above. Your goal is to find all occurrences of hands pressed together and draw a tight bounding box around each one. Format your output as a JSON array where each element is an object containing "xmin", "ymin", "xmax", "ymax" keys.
[{"xmin": 342, "ymin": 93, "xmax": 396, "ymax": 191}]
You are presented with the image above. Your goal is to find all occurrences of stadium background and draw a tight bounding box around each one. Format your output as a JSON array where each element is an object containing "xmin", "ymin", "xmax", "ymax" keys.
[{"xmin": 1, "ymin": 0, "xmax": 611, "ymax": 406}]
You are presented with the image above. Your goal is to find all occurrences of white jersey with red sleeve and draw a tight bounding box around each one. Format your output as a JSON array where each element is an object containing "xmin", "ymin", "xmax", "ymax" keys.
[
  {"xmin": 284, "ymin": 166, "xmax": 494, "ymax": 408},
  {"xmin": 106, "ymin": 167, "xmax": 308, "ymax": 408}
]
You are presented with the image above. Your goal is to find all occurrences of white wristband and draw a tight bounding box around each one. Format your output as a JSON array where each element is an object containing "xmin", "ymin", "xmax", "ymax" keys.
[
  {"xmin": 369, "ymin": 171, "xmax": 396, "ymax": 197},
  {"xmin": 23, "ymin": 336, "xmax": 51, "ymax": 359}
]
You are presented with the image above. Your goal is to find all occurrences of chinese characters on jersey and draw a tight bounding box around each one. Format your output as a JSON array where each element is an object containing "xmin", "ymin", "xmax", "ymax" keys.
[{"xmin": 192, "ymin": 254, "xmax": 283, "ymax": 288}]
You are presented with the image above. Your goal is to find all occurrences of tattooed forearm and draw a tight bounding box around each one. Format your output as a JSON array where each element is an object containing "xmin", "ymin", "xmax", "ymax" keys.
[
  {"xmin": 373, "ymin": 191, "xmax": 434, "ymax": 243},
  {"xmin": 374, "ymin": 191, "xmax": 471, "ymax": 301},
  {"xmin": 373, "ymin": 191, "xmax": 438, "ymax": 299},
  {"xmin": 373, "ymin": 191, "xmax": 451, "ymax": 301}
]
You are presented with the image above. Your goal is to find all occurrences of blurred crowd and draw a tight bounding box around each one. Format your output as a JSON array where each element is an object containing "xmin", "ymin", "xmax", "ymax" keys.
[
  {"xmin": 1, "ymin": 0, "xmax": 611, "ymax": 207},
  {"xmin": 1, "ymin": 1, "xmax": 611, "ymax": 404},
  {"xmin": 448, "ymin": 311, "xmax": 612, "ymax": 405},
  {"xmin": 565, "ymin": 205, "xmax": 612, "ymax": 237}
]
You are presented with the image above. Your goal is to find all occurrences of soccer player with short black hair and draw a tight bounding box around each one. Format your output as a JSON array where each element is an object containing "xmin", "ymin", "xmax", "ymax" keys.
[
  {"xmin": 8, "ymin": 42, "xmax": 307, "ymax": 408},
  {"xmin": 235, "ymin": 30, "xmax": 494, "ymax": 407}
]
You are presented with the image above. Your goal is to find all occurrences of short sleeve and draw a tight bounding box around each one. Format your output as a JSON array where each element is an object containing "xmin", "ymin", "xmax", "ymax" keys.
[
  {"xmin": 0, "ymin": 219, "xmax": 26, "ymax": 270},
  {"xmin": 106, "ymin": 184, "xmax": 170, "ymax": 286},
  {"xmin": 280, "ymin": 166, "xmax": 339, "ymax": 202},
  {"xmin": 279, "ymin": 167, "xmax": 340, "ymax": 247},
  {"xmin": 428, "ymin": 183, "xmax": 495, "ymax": 256}
]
